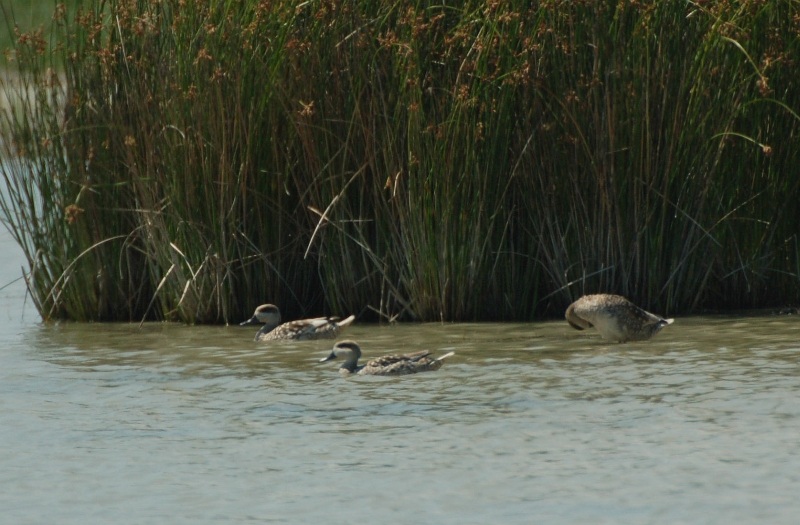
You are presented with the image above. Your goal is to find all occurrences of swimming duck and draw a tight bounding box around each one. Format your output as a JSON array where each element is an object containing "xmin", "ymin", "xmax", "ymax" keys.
[
  {"xmin": 240, "ymin": 304, "xmax": 355, "ymax": 342},
  {"xmin": 565, "ymin": 294, "xmax": 674, "ymax": 342},
  {"xmin": 319, "ymin": 340, "xmax": 455, "ymax": 376}
]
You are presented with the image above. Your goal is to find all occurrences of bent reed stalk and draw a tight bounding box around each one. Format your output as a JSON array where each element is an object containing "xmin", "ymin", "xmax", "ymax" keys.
[{"xmin": 1, "ymin": 0, "xmax": 799, "ymax": 323}]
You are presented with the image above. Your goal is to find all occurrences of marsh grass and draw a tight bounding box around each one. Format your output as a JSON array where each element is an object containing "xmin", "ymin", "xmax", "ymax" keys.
[{"xmin": 1, "ymin": 0, "xmax": 799, "ymax": 323}]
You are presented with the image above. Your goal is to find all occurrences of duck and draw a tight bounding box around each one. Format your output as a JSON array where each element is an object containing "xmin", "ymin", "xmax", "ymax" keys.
[
  {"xmin": 319, "ymin": 340, "xmax": 455, "ymax": 376},
  {"xmin": 240, "ymin": 304, "xmax": 355, "ymax": 342},
  {"xmin": 565, "ymin": 293, "xmax": 674, "ymax": 342}
]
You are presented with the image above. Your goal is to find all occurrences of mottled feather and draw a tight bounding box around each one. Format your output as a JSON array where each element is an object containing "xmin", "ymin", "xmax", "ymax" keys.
[
  {"xmin": 565, "ymin": 294, "xmax": 673, "ymax": 343},
  {"xmin": 320, "ymin": 341, "xmax": 455, "ymax": 376},
  {"xmin": 240, "ymin": 304, "xmax": 355, "ymax": 342}
]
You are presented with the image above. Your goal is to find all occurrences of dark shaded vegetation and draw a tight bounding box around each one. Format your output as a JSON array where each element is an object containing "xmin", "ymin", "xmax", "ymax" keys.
[{"xmin": 2, "ymin": 0, "xmax": 800, "ymax": 324}]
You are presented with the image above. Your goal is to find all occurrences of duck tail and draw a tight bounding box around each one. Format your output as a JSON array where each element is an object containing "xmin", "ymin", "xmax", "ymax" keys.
[
  {"xmin": 662, "ymin": 318, "xmax": 675, "ymax": 326},
  {"xmin": 436, "ymin": 351, "xmax": 455, "ymax": 362},
  {"xmin": 337, "ymin": 315, "xmax": 356, "ymax": 328}
]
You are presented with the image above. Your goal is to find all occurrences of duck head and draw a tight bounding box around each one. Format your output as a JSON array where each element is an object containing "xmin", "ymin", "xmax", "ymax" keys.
[
  {"xmin": 320, "ymin": 340, "xmax": 363, "ymax": 372},
  {"xmin": 240, "ymin": 304, "xmax": 281, "ymax": 327}
]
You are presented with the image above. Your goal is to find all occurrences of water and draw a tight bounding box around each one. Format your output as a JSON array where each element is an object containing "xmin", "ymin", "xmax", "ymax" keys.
[{"xmin": 2, "ymin": 228, "xmax": 800, "ymax": 524}]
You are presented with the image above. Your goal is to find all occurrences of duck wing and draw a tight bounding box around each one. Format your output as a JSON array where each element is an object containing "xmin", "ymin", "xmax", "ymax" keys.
[
  {"xmin": 258, "ymin": 317, "xmax": 343, "ymax": 341},
  {"xmin": 360, "ymin": 351, "xmax": 446, "ymax": 376},
  {"xmin": 365, "ymin": 351, "xmax": 431, "ymax": 368}
]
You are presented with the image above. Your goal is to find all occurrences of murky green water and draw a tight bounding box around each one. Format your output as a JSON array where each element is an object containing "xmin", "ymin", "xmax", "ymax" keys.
[{"xmin": 2, "ymin": 230, "xmax": 800, "ymax": 524}]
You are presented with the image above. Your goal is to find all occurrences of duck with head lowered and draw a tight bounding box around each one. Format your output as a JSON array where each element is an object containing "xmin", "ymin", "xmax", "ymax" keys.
[
  {"xmin": 565, "ymin": 294, "xmax": 673, "ymax": 343},
  {"xmin": 240, "ymin": 304, "xmax": 356, "ymax": 342}
]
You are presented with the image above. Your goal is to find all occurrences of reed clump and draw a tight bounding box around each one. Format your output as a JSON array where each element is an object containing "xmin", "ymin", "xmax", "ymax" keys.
[{"xmin": 2, "ymin": 0, "xmax": 799, "ymax": 323}]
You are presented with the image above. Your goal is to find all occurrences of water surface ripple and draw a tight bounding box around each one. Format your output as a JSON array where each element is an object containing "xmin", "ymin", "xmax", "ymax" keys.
[
  {"xmin": 2, "ymin": 238, "xmax": 800, "ymax": 524},
  {"xmin": 2, "ymin": 315, "xmax": 799, "ymax": 524}
]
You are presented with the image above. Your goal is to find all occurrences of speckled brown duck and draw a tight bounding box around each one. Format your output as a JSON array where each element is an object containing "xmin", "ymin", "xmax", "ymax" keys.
[
  {"xmin": 240, "ymin": 304, "xmax": 355, "ymax": 342},
  {"xmin": 319, "ymin": 340, "xmax": 455, "ymax": 376},
  {"xmin": 565, "ymin": 294, "xmax": 674, "ymax": 342}
]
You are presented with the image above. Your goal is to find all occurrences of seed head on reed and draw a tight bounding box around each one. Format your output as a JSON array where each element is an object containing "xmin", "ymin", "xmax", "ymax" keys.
[{"xmin": 2, "ymin": 0, "xmax": 799, "ymax": 322}]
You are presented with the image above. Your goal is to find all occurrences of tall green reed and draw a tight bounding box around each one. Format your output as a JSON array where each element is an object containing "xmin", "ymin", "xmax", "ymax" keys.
[
  {"xmin": 515, "ymin": 1, "xmax": 800, "ymax": 312},
  {"xmin": 1, "ymin": 0, "xmax": 799, "ymax": 323}
]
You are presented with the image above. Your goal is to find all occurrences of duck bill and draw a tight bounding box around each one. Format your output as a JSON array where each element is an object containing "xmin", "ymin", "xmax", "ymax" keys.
[{"xmin": 240, "ymin": 316, "xmax": 260, "ymax": 326}]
